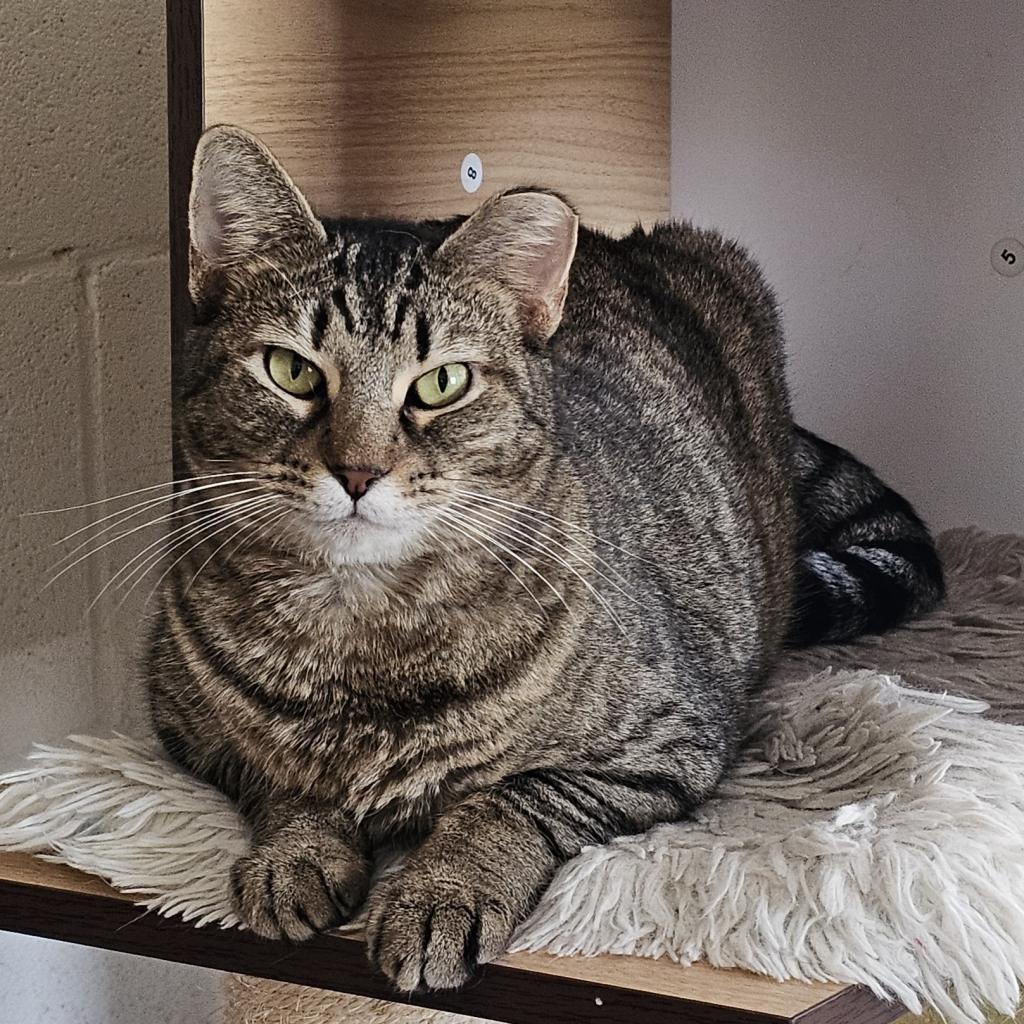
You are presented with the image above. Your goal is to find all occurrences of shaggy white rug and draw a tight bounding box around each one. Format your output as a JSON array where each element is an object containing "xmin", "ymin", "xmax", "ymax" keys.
[{"xmin": 1, "ymin": 528, "xmax": 1022, "ymax": 1024}]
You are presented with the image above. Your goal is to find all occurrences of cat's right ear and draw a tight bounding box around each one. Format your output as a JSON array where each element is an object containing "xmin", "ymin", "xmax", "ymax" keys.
[
  {"xmin": 188, "ymin": 125, "xmax": 327, "ymax": 302},
  {"xmin": 434, "ymin": 189, "xmax": 579, "ymax": 341}
]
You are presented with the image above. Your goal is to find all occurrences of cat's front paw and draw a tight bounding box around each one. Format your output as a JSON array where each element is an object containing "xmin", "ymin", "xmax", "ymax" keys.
[
  {"xmin": 366, "ymin": 869, "xmax": 521, "ymax": 992},
  {"xmin": 231, "ymin": 828, "xmax": 370, "ymax": 942}
]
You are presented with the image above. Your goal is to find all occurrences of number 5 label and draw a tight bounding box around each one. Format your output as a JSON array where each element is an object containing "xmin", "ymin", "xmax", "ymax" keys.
[{"xmin": 991, "ymin": 237, "xmax": 1024, "ymax": 277}]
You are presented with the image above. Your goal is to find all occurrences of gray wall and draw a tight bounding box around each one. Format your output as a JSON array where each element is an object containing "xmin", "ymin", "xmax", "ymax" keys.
[
  {"xmin": 672, "ymin": 0, "xmax": 1024, "ymax": 532},
  {"xmin": 0, "ymin": 2, "xmax": 223, "ymax": 1021}
]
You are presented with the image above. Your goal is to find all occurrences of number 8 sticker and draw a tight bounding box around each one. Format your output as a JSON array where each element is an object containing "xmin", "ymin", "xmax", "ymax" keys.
[{"xmin": 461, "ymin": 153, "xmax": 483, "ymax": 195}]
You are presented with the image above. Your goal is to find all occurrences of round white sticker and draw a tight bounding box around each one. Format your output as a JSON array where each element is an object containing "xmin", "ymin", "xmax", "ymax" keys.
[
  {"xmin": 460, "ymin": 153, "xmax": 483, "ymax": 195},
  {"xmin": 991, "ymin": 237, "xmax": 1024, "ymax": 278}
]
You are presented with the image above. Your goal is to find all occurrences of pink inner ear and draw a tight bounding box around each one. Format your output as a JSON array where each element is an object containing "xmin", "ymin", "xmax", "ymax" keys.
[
  {"xmin": 532, "ymin": 225, "xmax": 577, "ymax": 297},
  {"xmin": 189, "ymin": 127, "xmax": 327, "ymax": 273},
  {"xmin": 509, "ymin": 199, "xmax": 578, "ymax": 336},
  {"xmin": 193, "ymin": 187, "xmax": 235, "ymax": 263}
]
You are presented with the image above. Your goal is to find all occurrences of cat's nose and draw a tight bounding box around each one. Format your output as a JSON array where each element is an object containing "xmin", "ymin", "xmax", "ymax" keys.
[{"xmin": 333, "ymin": 466, "xmax": 386, "ymax": 501}]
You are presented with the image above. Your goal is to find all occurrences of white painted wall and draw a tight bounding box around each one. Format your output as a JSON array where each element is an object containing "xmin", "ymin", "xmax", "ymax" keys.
[
  {"xmin": 672, "ymin": 0, "xmax": 1024, "ymax": 533},
  {"xmin": 0, "ymin": 2, "xmax": 224, "ymax": 1021}
]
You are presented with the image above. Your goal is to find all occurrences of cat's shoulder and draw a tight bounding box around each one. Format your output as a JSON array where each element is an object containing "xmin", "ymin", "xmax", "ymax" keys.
[
  {"xmin": 583, "ymin": 218, "xmax": 775, "ymax": 305},
  {"xmin": 592, "ymin": 218, "xmax": 749, "ymax": 265}
]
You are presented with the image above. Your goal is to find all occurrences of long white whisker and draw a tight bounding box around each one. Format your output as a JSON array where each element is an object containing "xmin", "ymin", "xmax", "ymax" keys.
[
  {"xmin": 142, "ymin": 502, "xmax": 287, "ymax": 610},
  {"xmin": 113, "ymin": 495, "xmax": 279, "ymax": 594},
  {"xmin": 186, "ymin": 506, "xmax": 291, "ymax": 599},
  {"xmin": 178, "ymin": 503, "xmax": 286, "ymax": 597},
  {"xmin": 450, "ymin": 499, "xmax": 641, "ymax": 605},
  {"xmin": 47, "ymin": 485, "xmax": 270, "ymax": 579},
  {"xmin": 171, "ymin": 505, "xmax": 290, "ymax": 612},
  {"xmin": 448, "ymin": 487, "xmax": 658, "ymax": 567},
  {"xmin": 436, "ymin": 509, "xmax": 572, "ymax": 620},
  {"xmin": 217, "ymin": 504, "xmax": 290, "ymax": 565},
  {"xmin": 454, "ymin": 494, "xmax": 636, "ymax": 589},
  {"xmin": 50, "ymin": 477, "xmax": 262, "ymax": 548},
  {"xmin": 426, "ymin": 521, "xmax": 546, "ymax": 618},
  {"xmin": 444, "ymin": 506, "xmax": 627, "ymax": 636},
  {"xmin": 94, "ymin": 496, "xmax": 278, "ymax": 612},
  {"xmin": 23, "ymin": 471, "xmax": 255, "ymax": 517}
]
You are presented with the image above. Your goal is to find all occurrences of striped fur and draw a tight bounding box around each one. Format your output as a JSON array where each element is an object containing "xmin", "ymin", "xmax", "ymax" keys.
[
  {"xmin": 788, "ymin": 426, "xmax": 945, "ymax": 646},
  {"xmin": 147, "ymin": 126, "xmax": 942, "ymax": 994}
]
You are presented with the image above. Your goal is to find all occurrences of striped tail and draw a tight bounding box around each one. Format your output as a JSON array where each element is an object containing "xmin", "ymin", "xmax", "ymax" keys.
[{"xmin": 786, "ymin": 425, "xmax": 945, "ymax": 647}]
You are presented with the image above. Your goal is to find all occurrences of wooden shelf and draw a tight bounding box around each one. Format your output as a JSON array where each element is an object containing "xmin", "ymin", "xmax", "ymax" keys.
[
  {"xmin": 165, "ymin": 0, "xmax": 672, "ymax": 381},
  {"xmin": 0, "ymin": 852, "xmax": 903, "ymax": 1024},
  {"xmin": 201, "ymin": 1, "xmax": 671, "ymax": 234}
]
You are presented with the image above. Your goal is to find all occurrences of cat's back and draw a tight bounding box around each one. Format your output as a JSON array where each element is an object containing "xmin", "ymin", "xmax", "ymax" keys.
[
  {"xmin": 551, "ymin": 219, "xmax": 797, "ymax": 657},
  {"xmin": 559, "ymin": 219, "xmax": 789, "ymax": 416}
]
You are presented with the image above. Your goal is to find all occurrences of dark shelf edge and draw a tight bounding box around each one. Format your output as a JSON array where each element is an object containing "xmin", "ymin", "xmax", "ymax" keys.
[
  {"xmin": 166, "ymin": 0, "xmax": 203, "ymax": 474},
  {"xmin": 0, "ymin": 874, "xmax": 901, "ymax": 1024},
  {"xmin": 794, "ymin": 981, "xmax": 905, "ymax": 1024}
]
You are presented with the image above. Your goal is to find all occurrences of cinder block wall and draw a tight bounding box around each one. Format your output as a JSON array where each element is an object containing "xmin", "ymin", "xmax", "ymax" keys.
[
  {"xmin": 0, "ymin": 3, "xmax": 223, "ymax": 1021},
  {"xmin": 0, "ymin": 1, "xmax": 170, "ymax": 753}
]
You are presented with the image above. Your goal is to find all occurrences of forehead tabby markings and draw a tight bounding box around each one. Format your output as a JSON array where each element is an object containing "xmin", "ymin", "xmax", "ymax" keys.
[
  {"xmin": 405, "ymin": 260, "xmax": 424, "ymax": 291},
  {"xmin": 331, "ymin": 241, "xmax": 349, "ymax": 278},
  {"xmin": 391, "ymin": 296, "xmax": 409, "ymax": 342},
  {"xmin": 416, "ymin": 311, "xmax": 431, "ymax": 361},
  {"xmin": 326, "ymin": 235, "xmax": 429, "ymax": 346},
  {"xmin": 331, "ymin": 240, "xmax": 360, "ymax": 336},
  {"xmin": 311, "ymin": 300, "xmax": 330, "ymax": 351},
  {"xmin": 332, "ymin": 283, "xmax": 356, "ymax": 335},
  {"xmin": 390, "ymin": 253, "xmax": 425, "ymax": 343}
]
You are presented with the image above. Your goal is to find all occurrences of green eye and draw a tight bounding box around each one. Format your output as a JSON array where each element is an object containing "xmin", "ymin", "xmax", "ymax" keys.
[
  {"xmin": 411, "ymin": 363, "xmax": 471, "ymax": 409},
  {"xmin": 266, "ymin": 347, "xmax": 324, "ymax": 398}
]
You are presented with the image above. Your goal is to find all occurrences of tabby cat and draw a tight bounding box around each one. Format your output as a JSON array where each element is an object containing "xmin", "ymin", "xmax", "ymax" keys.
[{"xmin": 147, "ymin": 125, "xmax": 944, "ymax": 992}]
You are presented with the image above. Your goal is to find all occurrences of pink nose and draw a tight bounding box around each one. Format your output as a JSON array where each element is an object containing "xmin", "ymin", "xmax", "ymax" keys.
[{"xmin": 335, "ymin": 466, "xmax": 384, "ymax": 501}]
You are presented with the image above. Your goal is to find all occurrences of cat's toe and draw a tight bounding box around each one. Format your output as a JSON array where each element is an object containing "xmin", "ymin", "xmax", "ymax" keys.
[
  {"xmin": 230, "ymin": 838, "xmax": 370, "ymax": 943},
  {"xmin": 367, "ymin": 875, "xmax": 516, "ymax": 992}
]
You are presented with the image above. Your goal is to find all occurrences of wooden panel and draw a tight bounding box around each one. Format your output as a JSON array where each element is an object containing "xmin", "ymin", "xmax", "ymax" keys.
[
  {"xmin": 203, "ymin": 0, "xmax": 670, "ymax": 233},
  {"xmin": 0, "ymin": 852, "xmax": 902, "ymax": 1024}
]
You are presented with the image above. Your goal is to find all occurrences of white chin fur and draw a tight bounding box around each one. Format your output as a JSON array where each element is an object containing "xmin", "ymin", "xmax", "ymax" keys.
[{"xmin": 289, "ymin": 477, "xmax": 433, "ymax": 567}]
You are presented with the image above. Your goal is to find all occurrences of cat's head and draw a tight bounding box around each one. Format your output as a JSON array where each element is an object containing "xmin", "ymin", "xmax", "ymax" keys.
[{"xmin": 180, "ymin": 125, "xmax": 578, "ymax": 568}]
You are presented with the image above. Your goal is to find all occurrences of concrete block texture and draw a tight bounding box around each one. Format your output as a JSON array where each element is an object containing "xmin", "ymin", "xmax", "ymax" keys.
[
  {"xmin": 0, "ymin": 268, "xmax": 101, "ymax": 760},
  {"xmin": 0, "ymin": 269, "xmax": 90, "ymax": 632},
  {"xmin": 0, "ymin": 0, "xmax": 168, "ymax": 262},
  {"xmin": 0, "ymin": 257, "xmax": 173, "ymax": 749},
  {"xmin": 0, "ymin": 0, "xmax": 171, "ymax": 748},
  {"xmin": 90, "ymin": 254, "xmax": 172, "ymax": 733},
  {"xmin": 93, "ymin": 255, "xmax": 172, "ymax": 489}
]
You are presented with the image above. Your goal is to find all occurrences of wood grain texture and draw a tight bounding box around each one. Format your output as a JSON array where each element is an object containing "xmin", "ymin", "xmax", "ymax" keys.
[
  {"xmin": 0, "ymin": 852, "xmax": 903, "ymax": 1024},
  {"xmin": 202, "ymin": 0, "xmax": 670, "ymax": 233}
]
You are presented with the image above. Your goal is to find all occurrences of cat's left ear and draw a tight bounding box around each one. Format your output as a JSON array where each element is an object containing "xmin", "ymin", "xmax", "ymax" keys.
[
  {"xmin": 435, "ymin": 189, "xmax": 579, "ymax": 340},
  {"xmin": 188, "ymin": 124, "xmax": 327, "ymax": 301}
]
